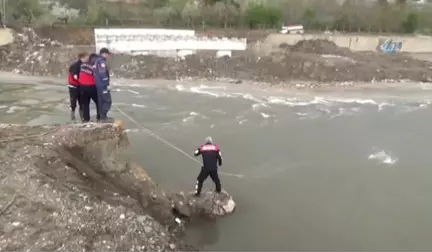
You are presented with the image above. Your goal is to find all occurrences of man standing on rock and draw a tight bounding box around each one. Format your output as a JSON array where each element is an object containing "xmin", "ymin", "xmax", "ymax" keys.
[
  {"xmin": 90, "ymin": 48, "xmax": 113, "ymax": 122},
  {"xmin": 193, "ymin": 136, "xmax": 222, "ymax": 197},
  {"xmin": 67, "ymin": 53, "xmax": 87, "ymax": 121}
]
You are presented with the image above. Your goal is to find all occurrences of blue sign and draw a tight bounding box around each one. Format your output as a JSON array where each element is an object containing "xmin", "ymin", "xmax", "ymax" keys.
[{"xmin": 379, "ymin": 39, "xmax": 403, "ymax": 53}]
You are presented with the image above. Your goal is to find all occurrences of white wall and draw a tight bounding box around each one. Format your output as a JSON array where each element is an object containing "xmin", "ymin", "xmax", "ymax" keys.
[{"xmin": 94, "ymin": 28, "xmax": 247, "ymax": 57}]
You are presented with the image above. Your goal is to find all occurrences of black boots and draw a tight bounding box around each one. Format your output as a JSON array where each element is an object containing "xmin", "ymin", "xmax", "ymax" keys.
[
  {"xmin": 71, "ymin": 110, "xmax": 84, "ymax": 122},
  {"xmin": 70, "ymin": 111, "xmax": 75, "ymax": 121},
  {"xmin": 79, "ymin": 109, "xmax": 84, "ymax": 122}
]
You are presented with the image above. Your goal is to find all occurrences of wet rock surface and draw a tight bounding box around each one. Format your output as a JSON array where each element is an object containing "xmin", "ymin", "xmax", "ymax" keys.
[
  {"xmin": 172, "ymin": 191, "xmax": 236, "ymax": 219},
  {"xmin": 1, "ymin": 28, "xmax": 432, "ymax": 86},
  {"xmin": 0, "ymin": 121, "xmax": 235, "ymax": 251}
]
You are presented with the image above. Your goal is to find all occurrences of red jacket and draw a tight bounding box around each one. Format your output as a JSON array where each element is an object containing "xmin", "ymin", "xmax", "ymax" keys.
[
  {"xmin": 68, "ymin": 60, "xmax": 81, "ymax": 86},
  {"xmin": 78, "ymin": 62, "xmax": 96, "ymax": 86}
]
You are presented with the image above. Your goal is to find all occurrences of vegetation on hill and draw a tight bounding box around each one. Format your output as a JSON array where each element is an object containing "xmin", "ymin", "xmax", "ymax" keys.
[{"xmin": 1, "ymin": 0, "xmax": 431, "ymax": 34}]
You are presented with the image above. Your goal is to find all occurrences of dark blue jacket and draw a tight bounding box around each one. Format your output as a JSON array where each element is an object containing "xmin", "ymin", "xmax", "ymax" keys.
[
  {"xmin": 90, "ymin": 54, "xmax": 110, "ymax": 89},
  {"xmin": 194, "ymin": 144, "xmax": 222, "ymax": 170}
]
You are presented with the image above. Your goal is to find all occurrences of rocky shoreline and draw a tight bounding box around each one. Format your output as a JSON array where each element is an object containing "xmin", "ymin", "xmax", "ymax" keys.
[
  {"xmin": 1, "ymin": 28, "xmax": 432, "ymax": 87},
  {"xmin": 0, "ymin": 121, "xmax": 235, "ymax": 251}
]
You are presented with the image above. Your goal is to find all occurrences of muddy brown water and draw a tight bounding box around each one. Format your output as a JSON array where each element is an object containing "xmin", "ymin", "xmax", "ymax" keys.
[{"xmin": 1, "ymin": 78, "xmax": 432, "ymax": 251}]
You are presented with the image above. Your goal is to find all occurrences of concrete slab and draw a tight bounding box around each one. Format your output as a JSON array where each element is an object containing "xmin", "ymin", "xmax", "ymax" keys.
[{"xmin": 0, "ymin": 28, "xmax": 14, "ymax": 46}]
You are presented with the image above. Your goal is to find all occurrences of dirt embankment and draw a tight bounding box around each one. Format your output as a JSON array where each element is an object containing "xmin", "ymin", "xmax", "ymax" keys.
[
  {"xmin": 0, "ymin": 121, "xmax": 234, "ymax": 251},
  {"xmin": 1, "ymin": 28, "xmax": 432, "ymax": 86}
]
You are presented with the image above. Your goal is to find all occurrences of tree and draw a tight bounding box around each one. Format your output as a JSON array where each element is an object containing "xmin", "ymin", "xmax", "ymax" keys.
[
  {"xmin": 86, "ymin": 0, "xmax": 116, "ymax": 25},
  {"xmin": 58, "ymin": 0, "xmax": 89, "ymax": 13},
  {"xmin": 181, "ymin": 1, "xmax": 200, "ymax": 27},
  {"xmin": 402, "ymin": 12, "xmax": 419, "ymax": 33},
  {"xmin": 154, "ymin": 6, "xmax": 175, "ymax": 26},
  {"xmin": 213, "ymin": 0, "xmax": 239, "ymax": 28},
  {"xmin": 246, "ymin": 4, "xmax": 282, "ymax": 28},
  {"xmin": 8, "ymin": 0, "xmax": 47, "ymax": 24},
  {"xmin": 302, "ymin": 8, "xmax": 316, "ymax": 29}
]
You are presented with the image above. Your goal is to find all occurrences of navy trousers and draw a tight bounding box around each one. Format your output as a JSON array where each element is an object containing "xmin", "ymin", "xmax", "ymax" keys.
[{"xmin": 97, "ymin": 88, "xmax": 112, "ymax": 120}]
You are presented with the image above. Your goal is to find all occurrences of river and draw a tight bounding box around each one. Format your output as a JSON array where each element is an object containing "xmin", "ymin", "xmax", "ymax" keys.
[{"xmin": 1, "ymin": 78, "xmax": 431, "ymax": 251}]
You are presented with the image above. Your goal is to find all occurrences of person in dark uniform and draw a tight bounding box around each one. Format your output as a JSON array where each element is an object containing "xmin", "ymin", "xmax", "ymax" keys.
[
  {"xmin": 78, "ymin": 55, "xmax": 100, "ymax": 122},
  {"xmin": 67, "ymin": 53, "xmax": 87, "ymax": 121},
  {"xmin": 90, "ymin": 48, "xmax": 112, "ymax": 122},
  {"xmin": 193, "ymin": 136, "xmax": 223, "ymax": 196}
]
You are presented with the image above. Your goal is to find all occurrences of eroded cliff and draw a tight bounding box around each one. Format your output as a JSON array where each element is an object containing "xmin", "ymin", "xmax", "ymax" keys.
[{"xmin": 0, "ymin": 121, "xmax": 235, "ymax": 251}]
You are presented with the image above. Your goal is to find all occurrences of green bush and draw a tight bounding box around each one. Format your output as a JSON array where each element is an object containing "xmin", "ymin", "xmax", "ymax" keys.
[
  {"xmin": 401, "ymin": 12, "xmax": 419, "ymax": 33},
  {"xmin": 245, "ymin": 4, "xmax": 282, "ymax": 29}
]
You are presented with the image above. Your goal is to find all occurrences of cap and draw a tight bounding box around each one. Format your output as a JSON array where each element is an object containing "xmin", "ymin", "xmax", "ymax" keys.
[
  {"xmin": 99, "ymin": 48, "xmax": 111, "ymax": 54},
  {"xmin": 205, "ymin": 136, "xmax": 213, "ymax": 144}
]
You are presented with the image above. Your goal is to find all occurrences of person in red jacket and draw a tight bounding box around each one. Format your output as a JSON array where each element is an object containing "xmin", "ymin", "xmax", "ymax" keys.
[
  {"xmin": 79, "ymin": 55, "xmax": 100, "ymax": 122},
  {"xmin": 67, "ymin": 53, "xmax": 88, "ymax": 121}
]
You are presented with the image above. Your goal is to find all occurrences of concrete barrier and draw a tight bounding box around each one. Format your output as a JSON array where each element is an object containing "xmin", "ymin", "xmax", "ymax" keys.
[
  {"xmin": 94, "ymin": 28, "xmax": 247, "ymax": 57},
  {"xmin": 0, "ymin": 28, "xmax": 14, "ymax": 46},
  {"xmin": 259, "ymin": 33, "xmax": 432, "ymax": 54}
]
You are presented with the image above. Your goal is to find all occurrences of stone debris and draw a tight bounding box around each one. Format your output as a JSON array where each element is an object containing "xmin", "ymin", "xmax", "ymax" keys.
[{"xmin": 0, "ymin": 121, "xmax": 235, "ymax": 251}]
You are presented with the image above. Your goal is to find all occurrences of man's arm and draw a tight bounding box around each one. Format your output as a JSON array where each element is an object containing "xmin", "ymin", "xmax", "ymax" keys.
[
  {"xmin": 95, "ymin": 59, "xmax": 110, "ymax": 87},
  {"xmin": 71, "ymin": 61, "xmax": 81, "ymax": 80},
  {"xmin": 92, "ymin": 57, "xmax": 110, "ymax": 88},
  {"xmin": 194, "ymin": 148, "xmax": 201, "ymax": 157},
  {"xmin": 217, "ymin": 150, "xmax": 223, "ymax": 166}
]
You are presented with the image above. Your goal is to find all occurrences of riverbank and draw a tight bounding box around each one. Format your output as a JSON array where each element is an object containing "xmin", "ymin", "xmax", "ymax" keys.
[
  {"xmin": 0, "ymin": 118, "xmax": 237, "ymax": 251},
  {"xmin": 1, "ymin": 28, "xmax": 432, "ymax": 86},
  {"xmin": 0, "ymin": 80, "xmax": 237, "ymax": 251}
]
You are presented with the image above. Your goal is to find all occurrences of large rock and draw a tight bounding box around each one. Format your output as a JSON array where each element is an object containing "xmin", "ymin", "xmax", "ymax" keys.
[
  {"xmin": 0, "ymin": 120, "xmax": 235, "ymax": 251},
  {"xmin": 172, "ymin": 191, "xmax": 236, "ymax": 219}
]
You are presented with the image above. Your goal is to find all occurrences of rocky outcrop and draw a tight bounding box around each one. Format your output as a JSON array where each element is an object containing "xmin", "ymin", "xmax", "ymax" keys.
[
  {"xmin": 172, "ymin": 191, "xmax": 236, "ymax": 219},
  {"xmin": 0, "ymin": 121, "xmax": 235, "ymax": 251}
]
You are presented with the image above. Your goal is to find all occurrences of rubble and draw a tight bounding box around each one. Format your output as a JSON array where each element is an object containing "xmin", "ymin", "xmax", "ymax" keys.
[
  {"xmin": 0, "ymin": 120, "xmax": 235, "ymax": 251},
  {"xmin": 1, "ymin": 28, "xmax": 432, "ymax": 85}
]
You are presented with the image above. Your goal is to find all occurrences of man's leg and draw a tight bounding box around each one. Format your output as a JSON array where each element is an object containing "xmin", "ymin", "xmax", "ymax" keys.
[
  {"xmin": 80, "ymin": 86, "xmax": 91, "ymax": 122},
  {"xmin": 91, "ymin": 87, "xmax": 100, "ymax": 121},
  {"xmin": 90, "ymin": 87, "xmax": 100, "ymax": 121},
  {"xmin": 76, "ymin": 86, "xmax": 84, "ymax": 121},
  {"xmin": 69, "ymin": 87, "xmax": 78, "ymax": 120},
  {"xmin": 195, "ymin": 167, "xmax": 210, "ymax": 196},
  {"xmin": 96, "ymin": 88, "xmax": 105, "ymax": 120},
  {"xmin": 97, "ymin": 88, "xmax": 112, "ymax": 121},
  {"xmin": 209, "ymin": 170, "xmax": 222, "ymax": 193},
  {"xmin": 105, "ymin": 90, "xmax": 112, "ymax": 117}
]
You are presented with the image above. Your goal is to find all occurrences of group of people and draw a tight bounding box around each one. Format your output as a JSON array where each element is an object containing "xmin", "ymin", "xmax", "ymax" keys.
[
  {"xmin": 68, "ymin": 49, "xmax": 224, "ymax": 196},
  {"xmin": 67, "ymin": 48, "xmax": 113, "ymax": 122}
]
